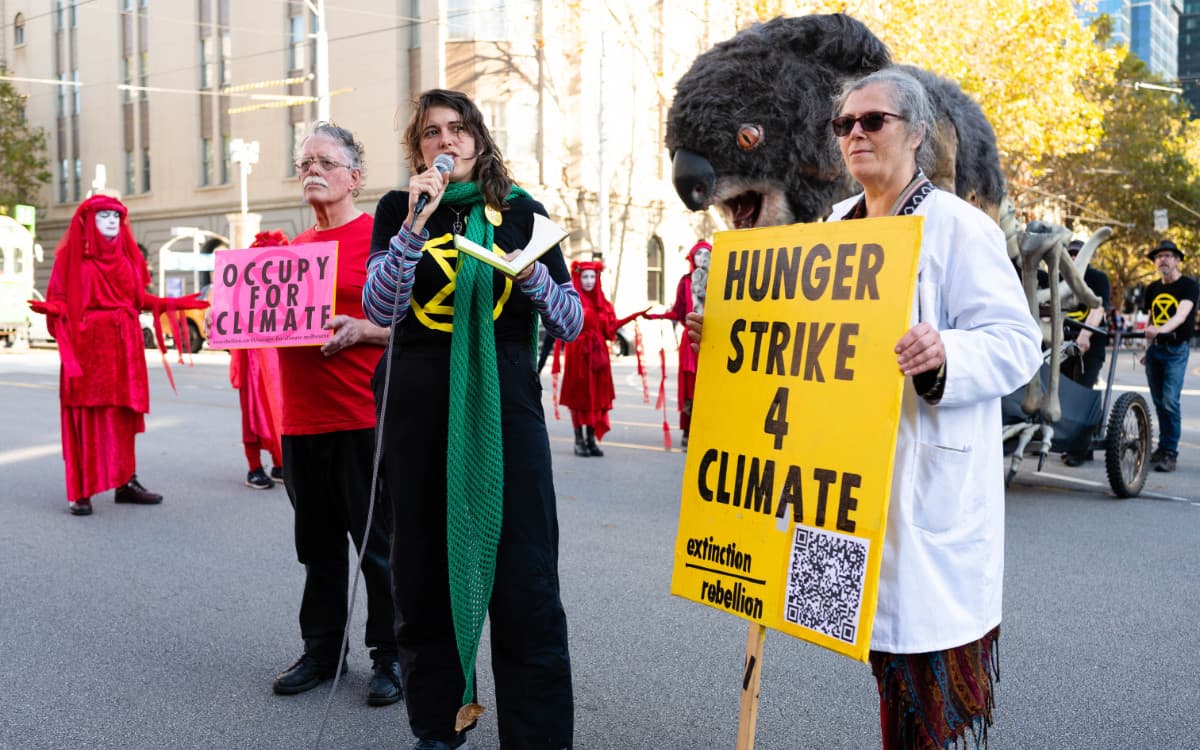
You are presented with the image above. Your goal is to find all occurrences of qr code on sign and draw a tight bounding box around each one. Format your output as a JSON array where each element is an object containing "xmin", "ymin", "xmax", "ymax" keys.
[{"xmin": 783, "ymin": 525, "xmax": 868, "ymax": 644}]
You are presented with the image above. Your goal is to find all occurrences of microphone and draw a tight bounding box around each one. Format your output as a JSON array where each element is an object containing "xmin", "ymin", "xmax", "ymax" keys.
[{"xmin": 414, "ymin": 153, "xmax": 455, "ymax": 217}]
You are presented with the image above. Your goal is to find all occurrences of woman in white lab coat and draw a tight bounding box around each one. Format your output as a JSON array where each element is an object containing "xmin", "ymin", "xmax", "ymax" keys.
[{"xmin": 689, "ymin": 68, "xmax": 1041, "ymax": 749}]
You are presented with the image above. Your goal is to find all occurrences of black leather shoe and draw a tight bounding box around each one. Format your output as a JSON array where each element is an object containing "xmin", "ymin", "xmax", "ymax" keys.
[
  {"xmin": 114, "ymin": 475, "xmax": 163, "ymax": 505},
  {"xmin": 68, "ymin": 498, "xmax": 93, "ymax": 516},
  {"xmin": 272, "ymin": 654, "xmax": 344, "ymax": 695},
  {"xmin": 366, "ymin": 657, "xmax": 404, "ymax": 706}
]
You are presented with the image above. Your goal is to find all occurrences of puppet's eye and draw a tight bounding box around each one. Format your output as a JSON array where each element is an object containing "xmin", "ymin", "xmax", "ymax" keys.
[{"xmin": 736, "ymin": 124, "xmax": 764, "ymax": 151}]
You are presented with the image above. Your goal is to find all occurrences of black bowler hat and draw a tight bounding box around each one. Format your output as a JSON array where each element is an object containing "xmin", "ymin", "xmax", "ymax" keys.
[{"xmin": 1147, "ymin": 239, "xmax": 1184, "ymax": 261}]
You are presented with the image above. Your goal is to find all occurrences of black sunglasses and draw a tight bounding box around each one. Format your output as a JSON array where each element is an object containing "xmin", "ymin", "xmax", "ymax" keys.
[{"xmin": 831, "ymin": 111, "xmax": 905, "ymax": 137}]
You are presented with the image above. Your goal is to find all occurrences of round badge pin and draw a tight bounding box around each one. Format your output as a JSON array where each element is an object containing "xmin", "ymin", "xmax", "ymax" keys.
[{"xmin": 485, "ymin": 205, "xmax": 502, "ymax": 227}]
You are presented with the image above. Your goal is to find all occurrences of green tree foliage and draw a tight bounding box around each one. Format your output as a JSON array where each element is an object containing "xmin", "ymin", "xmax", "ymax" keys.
[
  {"xmin": 792, "ymin": 0, "xmax": 1121, "ymax": 177},
  {"xmin": 1034, "ymin": 51, "xmax": 1200, "ymax": 310},
  {"xmin": 0, "ymin": 72, "xmax": 52, "ymax": 211}
]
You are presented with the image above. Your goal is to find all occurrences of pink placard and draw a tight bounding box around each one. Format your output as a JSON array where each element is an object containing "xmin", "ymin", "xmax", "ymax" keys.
[{"xmin": 208, "ymin": 241, "xmax": 339, "ymax": 349}]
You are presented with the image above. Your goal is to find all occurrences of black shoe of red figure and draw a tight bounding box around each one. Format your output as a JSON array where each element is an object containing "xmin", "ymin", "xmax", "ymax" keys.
[{"xmin": 114, "ymin": 475, "xmax": 163, "ymax": 504}]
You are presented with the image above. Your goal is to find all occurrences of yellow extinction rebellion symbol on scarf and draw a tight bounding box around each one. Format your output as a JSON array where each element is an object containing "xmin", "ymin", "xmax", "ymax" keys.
[{"xmin": 1150, "ymin": 293, "xmax": 1179, "ymax": 327}]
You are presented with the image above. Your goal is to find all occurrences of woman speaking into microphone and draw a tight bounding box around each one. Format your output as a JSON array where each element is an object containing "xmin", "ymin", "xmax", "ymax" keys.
[{"xmin": 362, "ymin": 89, "xmax": 581, "ymax": 750}]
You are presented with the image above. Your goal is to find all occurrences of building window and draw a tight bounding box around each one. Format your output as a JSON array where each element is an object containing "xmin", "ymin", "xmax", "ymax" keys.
[
  {"xmin": 220, "ymin": 32, "xmax": 232, "ymax": 86},
  {"xmin": 448, "ymin": 0, "xmax": 511, "ymax": 41},
  {"xmin": 58, "ymin": 160, "xmax": 68, "ymax": 203},
  {"xmin": 139, "ymin": 52, "xmax": 149, "ymax": 98},
  {"xmin": 221, "ymin": 134, "xmax": 230, "ymax": 184},
  {"xmin": 56, "ymin": 76, "xmax": 67, "ymax": 117},
  {"xmin": 646, "ymin": 235, "xmax": 664, "ymax": 305},
  {"xmin": 54, "ymin": 1, "xmax": 63, "ymax": 32},
  {"xmin": 288, "ymin": 14, "xmax": 306, "ymax": 71},
  {"xmin": 142, "ymin": 147, "xmax": 151, "ymax": 192},
  {"xmin": 124, "ymin": 149, "xmax": 135, "ymax": 195},
  {"xmin": 13, "ymin": 13, "xmax": 24, "ymax": 46},
  {"xmin": 200, "ymin": 137, "xmax": 213, "ymax": 186},
  {"xmin": 69, "ymin": 0, "xmax": 77, "ymax": 27},
  {"xmin": 286, "ymin": 121, "xmax": 305, "ymax": 177},
  {"xmin": 200, "ymin": 35, "xmax": 214, "ymax": 88},
  {"xmin": 122, "ymin": 56, "xmax": 133, "ymax": 101},
  {"xmin": 71, "ymin": 70, "xmax": 80, "ymax": 115},
  {"xmin": 73, "ymin": 158, "xmax": 82, "ymax": 201},
  {"xmin": 505, "ymin": 99, "xmax": 538, "ymax": 164},
  {"xmin": 485, "ymin": 101, "xmax": 508, "ymax": 158}
]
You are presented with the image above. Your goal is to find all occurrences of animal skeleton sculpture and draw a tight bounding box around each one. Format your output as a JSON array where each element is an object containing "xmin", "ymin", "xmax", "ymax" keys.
[
  {"xmin": 666, "ymin": 13, "xmax": 1107, "ymax": 476},
  {"xmin": 999, "ymin": 207, "xmax": 1108, "ymax": 475}
]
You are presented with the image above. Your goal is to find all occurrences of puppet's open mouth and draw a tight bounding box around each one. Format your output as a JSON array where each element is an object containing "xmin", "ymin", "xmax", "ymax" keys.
[{"xmin": 724, "ymin": 191, "xmax": 763, "ymax": 229}]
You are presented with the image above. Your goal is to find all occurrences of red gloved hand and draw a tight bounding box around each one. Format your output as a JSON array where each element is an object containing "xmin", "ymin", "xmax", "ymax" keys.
[
  {"xmin": 28, "ymin": 299, "xmax": 63, "ymax": 317},
  {"xmin": 170, "ymin": 292, "xmax": 210, "ymax": 311}
]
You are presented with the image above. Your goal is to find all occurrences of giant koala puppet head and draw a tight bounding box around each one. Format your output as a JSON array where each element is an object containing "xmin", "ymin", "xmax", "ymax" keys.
[{"xmin": 666, "ymin": 14, "xmax": 1006, "ymax": 228}]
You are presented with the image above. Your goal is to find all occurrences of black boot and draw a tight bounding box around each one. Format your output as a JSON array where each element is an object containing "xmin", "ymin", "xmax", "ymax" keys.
[
  {"xmin": 573, "ymin": 426, "xmax": 590, "ymax": 457},
  {"xmin": 585, "ymin": 426, "xmax": 604, "ymax": 457}
]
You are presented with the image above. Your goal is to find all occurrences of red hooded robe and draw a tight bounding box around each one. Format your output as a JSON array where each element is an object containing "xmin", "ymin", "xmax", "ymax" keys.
[
  {"xmin": 647, "ymin": 240, "xmax": 709, "ymax": 431},
  {"xmin": 229, "ymin": 230, "xmax": 287, "ymax": 470},
  {"xmin": 558, "ymin": 260, "xmax": 617, "ymax": 439},
  {"xmin": 43, "ymin": 195, "xmax": 154, "ymax": 501}
]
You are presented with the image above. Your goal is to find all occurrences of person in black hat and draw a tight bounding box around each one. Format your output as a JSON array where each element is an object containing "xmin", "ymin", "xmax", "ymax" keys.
[
  {"xmin": 1061, "ymin": 239, "xmax": 1112, "ymax": 466},
  {"xmin": 1140, "ymin": 238, "xmax": 1198, "ymax": 472}
]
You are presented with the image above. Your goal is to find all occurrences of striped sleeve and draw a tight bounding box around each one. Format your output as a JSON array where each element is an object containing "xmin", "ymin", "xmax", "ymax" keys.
[
  {"xmin": 519, "ymin": 261, "xmax": 583, "ymax": 342},
  {"xmin": 362, "ymin": 223, "xmax": 426, "ymax": 327}
]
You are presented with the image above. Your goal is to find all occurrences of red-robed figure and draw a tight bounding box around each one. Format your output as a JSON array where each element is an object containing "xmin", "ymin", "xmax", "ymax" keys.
[
  {"xmin": 645, "ymin": 239, "xmax": 710, "ymax": 447},
  {"xmin": 30, "ymin": 194, "xmax": 207, "ymax": 516},
  {"xmin": 228, "ymin": 229, "xmax": 286, "ymax": 490},
  {"xmin": 556, "ymin": 260, "xmax": 617, "ymax": 457}
]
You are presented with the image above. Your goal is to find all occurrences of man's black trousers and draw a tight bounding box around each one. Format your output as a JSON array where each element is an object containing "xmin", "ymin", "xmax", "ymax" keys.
[{"xmin": 281, "ymin": 428, "xmax": 397, "ymax": 662}]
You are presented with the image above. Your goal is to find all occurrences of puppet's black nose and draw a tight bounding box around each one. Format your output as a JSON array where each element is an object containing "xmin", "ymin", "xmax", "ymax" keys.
[{"xmin": 672, "ymin": 149, "xmax": 716, "ymax": 211}]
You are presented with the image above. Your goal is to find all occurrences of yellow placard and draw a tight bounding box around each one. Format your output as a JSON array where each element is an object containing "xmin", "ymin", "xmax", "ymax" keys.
[{"xmin": 670, "ymin": 216, "xmax": 922, "ymax": 662}]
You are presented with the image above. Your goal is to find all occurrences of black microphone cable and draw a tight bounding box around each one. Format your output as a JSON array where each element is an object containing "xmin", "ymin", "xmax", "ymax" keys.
[{"xmin": 312, "ymin": 217, "xmax": 416, "ymax": 749}]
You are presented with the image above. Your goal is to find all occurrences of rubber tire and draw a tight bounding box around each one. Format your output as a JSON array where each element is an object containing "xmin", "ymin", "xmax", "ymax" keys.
[
  {"xmin": 185, "ymin": 319, "xmax": 204, "ymax": 354},
  {"xmin": 1104, "ymin": 391, "xmax": 1151, "ymax": 498}
]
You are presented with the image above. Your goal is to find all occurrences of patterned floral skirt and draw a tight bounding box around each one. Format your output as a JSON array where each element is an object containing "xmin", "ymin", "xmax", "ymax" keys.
[{"xmin": 869, "ymin": 626, "xmax": 1000, "ymax": 750}]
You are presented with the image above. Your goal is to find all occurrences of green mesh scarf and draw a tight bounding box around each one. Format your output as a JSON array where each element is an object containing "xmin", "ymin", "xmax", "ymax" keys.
[{"xmin": 442, "ymin": 179, "xmax": 530, "ymax": 705}]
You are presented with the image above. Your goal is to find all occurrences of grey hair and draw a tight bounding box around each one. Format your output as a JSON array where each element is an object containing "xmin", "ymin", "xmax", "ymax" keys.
[
  {"xmin": 296, "ymin": 121, "xmax": 366, "ymax": 196},
  {"xmin": 833, "ymin": 68, "xmax": 936, "ymax": 176}
]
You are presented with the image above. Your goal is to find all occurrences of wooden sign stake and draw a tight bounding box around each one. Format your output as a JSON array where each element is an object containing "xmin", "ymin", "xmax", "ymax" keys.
[{"xmin": 736, "ymin": 623, "xmax": 767, "ymax": 750}]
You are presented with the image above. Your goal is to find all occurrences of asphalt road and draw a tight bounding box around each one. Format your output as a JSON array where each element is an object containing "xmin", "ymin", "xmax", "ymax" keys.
[{"xmin": 0, "ymin": 343, "xmax": 1197, "ymax": 749}]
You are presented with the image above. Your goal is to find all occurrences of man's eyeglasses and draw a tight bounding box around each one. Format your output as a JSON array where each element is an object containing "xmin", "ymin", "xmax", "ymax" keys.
[
  {"xmin": 294, "ymin": 157, "xmax": 352, "ymax": 173},
  {"xmin": 831, "ymin": 111, "xmax": 905, "ymax": 138}
]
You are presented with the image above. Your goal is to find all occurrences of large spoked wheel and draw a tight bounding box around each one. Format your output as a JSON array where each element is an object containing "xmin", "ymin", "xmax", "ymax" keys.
[{"xmin": 1104, "ymin": 392, "xmax": 1152, "ymax": 498}]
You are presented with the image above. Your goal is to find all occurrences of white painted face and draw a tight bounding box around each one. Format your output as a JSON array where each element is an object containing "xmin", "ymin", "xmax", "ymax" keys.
[
  {"xmin": 95, "ymin": 210, "xmax": 121, "ymax": 239},
  {"xmin": 693, "ymin": 246, "xmax": 711, "ymax": 270},
  {"xmin": 580, "ymin": 269, "xmax": 597, "ymax": 292}
]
